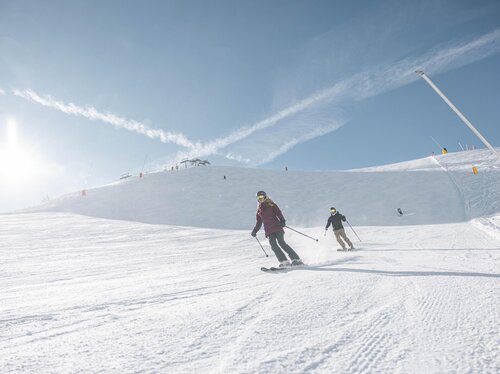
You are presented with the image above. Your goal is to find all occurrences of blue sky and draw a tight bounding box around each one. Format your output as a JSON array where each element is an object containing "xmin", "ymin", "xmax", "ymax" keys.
[{"xmin": 1, "ymin": 0, "xmax": 500, "ymax": 212}]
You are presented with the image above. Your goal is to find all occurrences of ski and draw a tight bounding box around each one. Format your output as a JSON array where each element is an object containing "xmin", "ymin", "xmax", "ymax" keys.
[
  {"xmin": 261, "ymin": 264, "xmax": 307, "ymax": 273},
  {"xmin": 261, "ymin": 266, "xmax": 288, "ymax": 272},
  {"xmin": 397, "ymin": 212, "xmax": 416, "ymax": 217}
]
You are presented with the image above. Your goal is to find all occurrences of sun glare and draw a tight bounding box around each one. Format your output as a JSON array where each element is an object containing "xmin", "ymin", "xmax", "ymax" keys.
[
  {"xmin": 0, "ymin": 147, "xmax": 40, "ymax": 181},
  {"xmin": 1, "ymin": 117, "xmax": 44, "ymax": 183}
]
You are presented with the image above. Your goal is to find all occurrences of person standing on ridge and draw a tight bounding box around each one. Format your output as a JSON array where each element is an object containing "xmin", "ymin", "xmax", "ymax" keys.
[
  {"xmin": 325, "ymin": 207, "xmax": 354, "ymax": 251},
  {"xmin": 251, "ymin": 191, "xmax": 304, "ymax": 267}
]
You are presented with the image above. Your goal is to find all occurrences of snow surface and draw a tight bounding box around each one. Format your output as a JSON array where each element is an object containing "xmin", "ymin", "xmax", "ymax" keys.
[
  {"xmin": 22, "ymin": 149, "xmax": 500, "ymax": 228},
  {"xmin": 1, "ymin": 149, "xmax": 499, "ymax": 373}
]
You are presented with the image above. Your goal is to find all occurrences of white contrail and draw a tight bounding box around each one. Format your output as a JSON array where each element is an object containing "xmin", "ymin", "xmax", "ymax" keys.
[
  {"xmin": 188, "ymin": 80, "xmax": 351, "ymax": 158},
  {"xmin": 182, "ymin": 28, "xmax": 500, "ymax": 162},
  {"xmin": 217, "ymin": 105, "xmax": 348, "ymax": 166},
  {"xmin": 350, "ymin": 27, "xmax": 500, "ymax": 101},
  {"xmin": 171, "ymin": 81, "xmax": 352, "ymax": 162},
  {"xmin": 12, "ymin": 28, "xmax": 500, "ymax": 166},
  {"xmin": 255, "ymin": 118, "xmax": 347, "ymax": 165},
  {"xmin": 12, "ymin": 89, "xmax": 198, "ymax": 149}
]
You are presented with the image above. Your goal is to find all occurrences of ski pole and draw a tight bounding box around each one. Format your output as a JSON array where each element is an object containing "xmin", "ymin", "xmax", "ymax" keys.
[
  {"xmin": 285, "ymin": 226, "xmax": 319, "ymax": 242},
  {"xmin": 345, "ymin": 220, "xmax": 362, "ymax": 242},
  {"xmin": 255, "ymin": 237, "xmax": 269, "ymax": 257}
]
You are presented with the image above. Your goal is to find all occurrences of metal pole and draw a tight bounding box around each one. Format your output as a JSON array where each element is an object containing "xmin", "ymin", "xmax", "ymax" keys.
[
  {"xmin": 416, "ymin": 70, "xmax": 500, "ymax": 160},
  {"xmin": 345, "ymin": 220, "xmax": 362, "ymax": 242},
  {"xmin": 255, "ymin": 237, "xmax": 269, "ymax": 257},
  {"xmin": 285, "ymin": 226, "xmax": 319, "ymax": 242},
  {"xmin": 141, "ymin": 155, "xmax": 148, "ymax": 173}
]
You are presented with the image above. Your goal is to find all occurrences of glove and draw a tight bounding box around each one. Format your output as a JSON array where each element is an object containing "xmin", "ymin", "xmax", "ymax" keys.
[
  {"xmin": 251, "ymin": 230, "xmax": 257, "ymax": 237},
  {"xmin": 280, "ymin": 219, "xmax": 286, "ymax": 227}
]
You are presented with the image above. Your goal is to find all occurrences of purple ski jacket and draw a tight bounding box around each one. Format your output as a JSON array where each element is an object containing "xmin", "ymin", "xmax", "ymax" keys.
[{"xmin": 253, "ymin": 198, "xmax": 285, "ymax": 237}]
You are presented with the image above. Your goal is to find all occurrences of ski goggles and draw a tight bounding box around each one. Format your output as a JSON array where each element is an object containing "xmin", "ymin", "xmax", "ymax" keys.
[
  {"xmin": 257, "ymin": 195, "xmax": 266, "ymax": 201},
  {"xmin": 330, "ymin": 209, "xmax": 337, "ymax": 213}
]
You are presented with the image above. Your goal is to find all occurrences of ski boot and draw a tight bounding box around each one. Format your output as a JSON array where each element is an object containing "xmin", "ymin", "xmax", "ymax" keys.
[{"xmin": 291, "ymin": 259, "xmax": 304, "ymax": 266}]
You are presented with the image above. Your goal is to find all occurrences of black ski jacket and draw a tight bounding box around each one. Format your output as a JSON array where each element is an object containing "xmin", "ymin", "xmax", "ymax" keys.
[{"xmin": 325, "ymin": 212, "xmax": 346, "ymax": 231}]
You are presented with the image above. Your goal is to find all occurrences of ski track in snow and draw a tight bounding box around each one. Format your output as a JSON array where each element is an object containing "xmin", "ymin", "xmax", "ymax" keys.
[{"xmin": 1, "ymin": 149, "xmax": 500, "ymax": 373}]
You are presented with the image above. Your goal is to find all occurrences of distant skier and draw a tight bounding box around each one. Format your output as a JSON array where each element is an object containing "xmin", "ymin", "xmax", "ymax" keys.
[
  {"xmin": 397, "ymin": 208, "xmax": 403, "ymax": 216},
  {"xmin": 325, "ymin": 207, "xmax": 354, "ymax": 251},
  {"xmin": 251, "ymin": 191, "xmax": 304, "ymax": 267}
]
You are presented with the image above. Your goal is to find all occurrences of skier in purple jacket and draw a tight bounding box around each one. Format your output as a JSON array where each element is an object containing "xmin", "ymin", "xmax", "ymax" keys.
[{"xmin": 251, "ymin": 191, "xmax": 303, "ymax": 267}]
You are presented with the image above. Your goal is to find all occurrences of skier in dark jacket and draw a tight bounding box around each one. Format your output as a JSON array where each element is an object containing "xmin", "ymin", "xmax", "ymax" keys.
[
  {"xmin": 251, "ymin": 191, "xmax": 303, "ymax": 267},
  {"xmin": 325, "ymin": 207, "xmax": 354, "ymax": 250}
]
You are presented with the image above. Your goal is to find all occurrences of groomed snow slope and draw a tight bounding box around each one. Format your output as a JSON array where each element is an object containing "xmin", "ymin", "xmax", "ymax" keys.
[
  {"xmin": 1, "ymin": 213, "xmax": 499, "ymax": 373},
  {"xmin": 1, "ymin": 149, "xmax": 499, "ymax": 373},
  {"xmin": 24, "ymin": 149, "xmax": 500, "ymax": 229}
]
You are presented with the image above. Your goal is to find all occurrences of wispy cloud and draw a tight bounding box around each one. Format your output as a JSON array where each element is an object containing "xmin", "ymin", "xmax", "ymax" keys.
[
  {"xmin": 180, "ymin": 27, "xmax": 500, "ymax": 164},
  {"xmin": 214, "ymin": 105, "xmax": 349, "ymax": 166},
  {"xmin": 0, "ymin": 87, "xmax": 6, "ymax": 95},
  {"xmin": 12, "ymin": 89, "xmax": 198, "ymax": 149},
  {"xmin": 349, "ymin": 27, "xmax": 500, "ymax": 101},
  {"xmin": 254, "ymin": 117, "xmax": 347, "ymax": 165},
  {"xmin": 12, "ymin": 28, "xmax": 500, "ymax": 166},
  {"xmin": 171, "ymin": 81, "xmax": 349, "ymax": 162}
]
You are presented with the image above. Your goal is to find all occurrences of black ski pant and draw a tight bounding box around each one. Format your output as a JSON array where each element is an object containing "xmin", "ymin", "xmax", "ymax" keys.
[{"xmin": 268, "ymin": 231, "xmax": 300, "ymax": 262}]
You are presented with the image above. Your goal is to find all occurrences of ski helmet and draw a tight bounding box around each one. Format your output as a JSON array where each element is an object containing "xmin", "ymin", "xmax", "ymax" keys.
[
  {"xmin": 330, "ymin": 207, "xmax": 337, "ymax": 213},
  {"xmin": 257, "ymin": 191, "xmax": 267, "ymax": 197}
]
